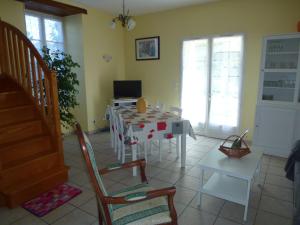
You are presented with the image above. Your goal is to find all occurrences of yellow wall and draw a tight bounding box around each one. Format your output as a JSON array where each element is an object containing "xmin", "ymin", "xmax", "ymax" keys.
[
  {"xmin": 124, "ymin": 0, "xmax": 300, "ymax": 140},
  {"xmin": 64, "ymin": 14, "xmax": 88, "ymax": 131},
  {"xmin": 0, "ymin": 0, "xmax": 126, "ymax": 132},
  {"xmin": 59, "ymin": 0, "xmax": 126, "ymax": 132},
  {"xmin": 2, "ymin": 0, "xmax": 300, "ymax": 137},
  {"xmin": 0, "ymin": 0, "xmax": 25, "ymax": 32},
  {"xmin": 81, "ymin": 7, "xmax": 125, "ymax": 131}
]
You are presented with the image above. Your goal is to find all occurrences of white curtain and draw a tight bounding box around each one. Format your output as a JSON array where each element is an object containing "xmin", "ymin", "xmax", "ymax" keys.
[
  {"xmin": 208, "ymin": 36, "xmax": 243, "ymax": 138},
  {"xmin": 181, "ymin": 35, "xmax": 244, "ymax": 139},
  {"xmin": 181, "ymin": 39, "xmax": 209, "ymax": 127}
]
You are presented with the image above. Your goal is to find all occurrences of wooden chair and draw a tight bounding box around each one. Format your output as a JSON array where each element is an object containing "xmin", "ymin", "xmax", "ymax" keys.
[{"xmin": 75, "ymin": 123, "xmax": 178, "ymax": 225}]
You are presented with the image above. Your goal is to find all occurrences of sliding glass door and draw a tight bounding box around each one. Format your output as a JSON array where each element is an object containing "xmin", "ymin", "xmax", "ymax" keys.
[{"xmin": 181, "ymin": 35, "xmax": 244, "ymax": 138}]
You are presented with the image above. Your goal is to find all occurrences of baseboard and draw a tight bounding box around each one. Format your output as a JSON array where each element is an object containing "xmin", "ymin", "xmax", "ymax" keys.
[
  {"xmin": 86, "ymin": 127, "xmax": 109, "ymax": 134},
  {"xmin": 63, "ymin": 126, "xmax": 110, "ymax": 136}
]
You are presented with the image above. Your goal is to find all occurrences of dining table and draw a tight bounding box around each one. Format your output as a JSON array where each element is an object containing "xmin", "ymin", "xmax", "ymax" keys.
[{"xmin": 112, "ymin": 105, "xmax": 196, "ymax": 176}]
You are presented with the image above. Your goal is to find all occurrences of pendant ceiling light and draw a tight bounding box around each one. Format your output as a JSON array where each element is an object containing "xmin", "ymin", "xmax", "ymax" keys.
[{"xmin": 110, "ymin": 0, "xmax": 136, "ymax": 31}]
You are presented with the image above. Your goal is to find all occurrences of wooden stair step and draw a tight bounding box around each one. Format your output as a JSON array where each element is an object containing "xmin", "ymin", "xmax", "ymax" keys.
[
  {"xmin": 0, "ymin": 76, "xmax": 19, "ymax": 92},
  {"xmin": 0, "ymin": 135, "xmax": 51, "ymax": 165},
  {"xmin": 3, "ymin": 150, "xmax": 55, "ymax": 170},
  {"xmin": 1, "ymin": 152, "xmax": 62, "ymax": 189},
  {"xmin": 0, "ymin": 120, "xmax": 45, "ymax": 145},
  {"xmin": 0, "ymin": 22, "xmax": 69, "ymax": 208},
  {"xmin": 0, "ymin": 91, "xmax": 30, "ymax": 109},
  {"xmin": 0, "ymin": 104, "xmax": 37, "ymax": 127},
  {"xmin": 2, "ymin": 166, "xmax": 69, "ymax": 208}
]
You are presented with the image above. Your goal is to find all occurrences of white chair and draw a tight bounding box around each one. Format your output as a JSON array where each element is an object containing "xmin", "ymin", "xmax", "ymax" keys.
[
  {"xmin": 156, "ymin": 101, "xmax": 165, "ymax": 111},
  {"xmin": 115, "ymin": 112, "xmax": 147, "ymax": 163},
  {"xmin": 107, "ymin": 106, "xmax": 123, "ymax": 160},
  {"xmin": 108, "ymin": 106, "xmax": 116, "ymax": 150},
  {"xmin": 169, "ymin": 106, "xmax": 182, "ymax": 117}
]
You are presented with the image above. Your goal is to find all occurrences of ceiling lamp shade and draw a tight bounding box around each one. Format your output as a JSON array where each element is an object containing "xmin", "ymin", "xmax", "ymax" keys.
[
  {"xmin": 111, "ymin": 0, "xmax": 136, "ymax": 31},
  {"xmin": 127, "ymin": 18, "xmax": 136, "ymax": 31}
]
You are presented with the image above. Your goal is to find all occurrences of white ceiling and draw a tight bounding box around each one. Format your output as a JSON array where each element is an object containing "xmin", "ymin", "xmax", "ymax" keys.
[{"xmin": 73, "ymin": 0, "xmax": 218, "ymax": 16}]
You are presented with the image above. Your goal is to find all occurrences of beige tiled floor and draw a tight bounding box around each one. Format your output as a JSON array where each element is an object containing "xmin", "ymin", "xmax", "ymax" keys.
[{"xmin": 0, "ymin": 132, "xmax": 294, "ymax": 225}]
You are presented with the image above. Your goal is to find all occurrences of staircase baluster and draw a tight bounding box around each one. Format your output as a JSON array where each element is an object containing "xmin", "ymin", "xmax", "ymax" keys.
[
  {"xmin": 30, "ymin": 52, "xmax": 39, "ymax": 107},
  {"xmin": 7, "ymin": 30, "xmax": 15, "ymax": 78},
  {"xmin": 37, "ymin": 65, "xmax": 45, "ymax": 116},
  {"xmin": 18, "ymin": 39, "xmax": 26, "ymax": 87},
  {"xmin": 24, "ymin": 46, "xmax": 31, "ymax": 93},
  {"xmin": 13, "ymin": 33, "xmax": 21, "ymax": 84}
]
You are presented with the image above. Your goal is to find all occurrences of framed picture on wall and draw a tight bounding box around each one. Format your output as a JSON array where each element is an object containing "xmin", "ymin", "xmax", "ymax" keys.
[{"xmin": 135, "ymin": 36, "xmax": 160, "ymax": 60}]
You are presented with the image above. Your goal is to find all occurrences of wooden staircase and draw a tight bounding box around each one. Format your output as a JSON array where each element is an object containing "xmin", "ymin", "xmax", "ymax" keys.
[{"xmin": 0, "ymin": 21, "xmax": 68, "ymax": 208}]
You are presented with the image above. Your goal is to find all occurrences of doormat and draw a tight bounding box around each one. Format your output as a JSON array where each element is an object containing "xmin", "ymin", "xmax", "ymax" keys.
[{"xmin": 22, "ymin": 183, "xmax": 82, "ymax": 217}]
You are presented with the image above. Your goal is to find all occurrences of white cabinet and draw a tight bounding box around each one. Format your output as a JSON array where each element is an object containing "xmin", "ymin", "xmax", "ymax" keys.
[
  {"xmin": 253, "ymin": 33, "xmax": 300, "ymax": 157},
  {"xmin": 112, "ymin": 98, "xmax": 137, "ymax": 107},
  {"xmin": 253, "ymin": 105, "xmax": 296, "ymax": 157}
]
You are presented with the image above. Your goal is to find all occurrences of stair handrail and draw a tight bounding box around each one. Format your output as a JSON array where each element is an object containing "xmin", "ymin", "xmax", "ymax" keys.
[{"xmin": 0, "ymin": 19, "xmax": 64, "ymax": 165}]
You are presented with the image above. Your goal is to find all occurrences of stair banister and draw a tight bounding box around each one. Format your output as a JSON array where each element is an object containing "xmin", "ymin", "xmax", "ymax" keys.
[{"xmin": 0, "ymin": 19, "xmax": 64, "ymax": 166}]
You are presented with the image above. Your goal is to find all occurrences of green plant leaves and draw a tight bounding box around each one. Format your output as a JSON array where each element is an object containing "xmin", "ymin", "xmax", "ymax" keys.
[{"xmin": 42, "ymin": 47, "xmax": 80, "ymax": 128}]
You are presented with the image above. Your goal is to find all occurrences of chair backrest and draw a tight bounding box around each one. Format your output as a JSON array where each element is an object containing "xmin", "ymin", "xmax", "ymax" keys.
[
  {"xmin": 114, "ymin": 112, "xmax": 127, "ymax": 148},
  {"xmin": 170, "ymin": 106, "xmax": 182, "ymax": 117},
  {"xmin": 117, "ymin": 113, "xmax": 125, "ymax": 137},
  {"xmin": 75, "ymin": 123, "xmax": 112, "ymax": 223},
  {"xmin": 108, "ymin": 106, "xmax": 116, "ymax": 149},
  {"xmin": 156, "ymin": 101, "xmax": 165, "ymax": 111},
  {"xmin": 114, "ymin": 111, "xmax": 136, "ymax": 148},
  {"xmin": 108, "ymin": 106, "xmax": 115, "ymax": 131}
]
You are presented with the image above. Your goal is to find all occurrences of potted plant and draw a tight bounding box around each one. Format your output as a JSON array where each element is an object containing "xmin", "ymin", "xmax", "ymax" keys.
[{"xmin": 42, "ymin": 47, "xmax": 80, "ymax": 129}]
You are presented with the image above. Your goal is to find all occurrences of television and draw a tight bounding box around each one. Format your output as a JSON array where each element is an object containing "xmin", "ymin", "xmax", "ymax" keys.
[{"xmin": 113, "ymin": 80, "xmax": 142, "ymax": 99}]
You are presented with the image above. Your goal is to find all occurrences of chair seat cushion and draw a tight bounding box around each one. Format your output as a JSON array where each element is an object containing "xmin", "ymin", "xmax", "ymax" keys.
[{"xmin": 109, "ymin": 183, "xmax": 172, "ymax": 225}]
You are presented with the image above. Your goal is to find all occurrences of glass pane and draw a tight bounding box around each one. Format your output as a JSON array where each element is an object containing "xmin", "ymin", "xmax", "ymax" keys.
[
  {"xmin": 262, "ymin": 72, "xmax": 296, "ymax": 102},
  {"xmin": 46, "ymin": 41, "xmax": 64, "ymax": 53},
  {"xmin": 265, "ymin": 38, "xmax": 300, "ymax": 69},
  {"xmin": 181, "ymin": 39, "xmax": 209, "ymax": 126},
  {"xmin": 31, "ymin": 40, "xmax": 43, "ymax": 54},
  {"xmin": 210, "ymin": 36, "xmax": 243, "ymax": 127},
  {"xmin": 25, "ymin": 15, "xmax": 40, "ymax": 40},
  {"xmin": 44, "ymin": 19, "xmax": 64, "ymax": 42}
]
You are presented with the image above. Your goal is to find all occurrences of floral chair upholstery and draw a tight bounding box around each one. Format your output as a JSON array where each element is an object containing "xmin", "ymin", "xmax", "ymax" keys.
[{"xmin": 75, "ymin": 123, "xmax": 178, "ymax": 225}]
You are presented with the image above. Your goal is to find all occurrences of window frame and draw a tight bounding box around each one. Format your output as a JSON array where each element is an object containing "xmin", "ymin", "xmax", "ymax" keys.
[{"xmin": 25, "ymin": 10, "xmax": 65, "ymax": 53}]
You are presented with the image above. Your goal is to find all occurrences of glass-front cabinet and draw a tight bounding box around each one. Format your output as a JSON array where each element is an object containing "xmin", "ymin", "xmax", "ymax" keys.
[
  {"xmin": 254, "ymin": 33, "xmax": 300, "ymax": 158},
  {"xmin": 260, "ymin": 34, "xmax": 300, "ymax": 103}
]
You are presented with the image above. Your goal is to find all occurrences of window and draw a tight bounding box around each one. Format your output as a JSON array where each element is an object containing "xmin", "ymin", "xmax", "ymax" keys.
[
  {"xmin": 181, "ymin": 34, "xmax": 244, "ymax": 138},
  {"xmin": 25, "ymin": 11, "xmax": 64, "ymax": 54}
]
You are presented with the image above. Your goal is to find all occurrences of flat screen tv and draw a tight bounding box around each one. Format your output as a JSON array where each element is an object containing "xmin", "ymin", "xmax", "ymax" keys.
[{"xmin": 113, "ymin": 80, "xmax": 142, "ymax": 99}]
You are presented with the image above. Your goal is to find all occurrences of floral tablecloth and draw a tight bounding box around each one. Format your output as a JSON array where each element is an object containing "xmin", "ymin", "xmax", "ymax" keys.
[{"xmin": 114, "ymin": 105, "xmax": 196, "ymax": 143}]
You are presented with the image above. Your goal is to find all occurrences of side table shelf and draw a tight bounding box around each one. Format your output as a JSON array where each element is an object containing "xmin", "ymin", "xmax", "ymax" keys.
[{"xmin": 202, "ymin": 173, "xmax": 248, "ymax": 205}]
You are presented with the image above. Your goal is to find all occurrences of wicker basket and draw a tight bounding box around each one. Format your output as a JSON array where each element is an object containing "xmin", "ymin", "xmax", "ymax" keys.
[{"xmin": 219, "ymin": 135, "xmax": 251, "ymax": 159}]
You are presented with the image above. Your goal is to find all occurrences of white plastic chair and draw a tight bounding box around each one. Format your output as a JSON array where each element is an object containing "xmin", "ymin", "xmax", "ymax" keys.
[
  {"xmin": 115, "ymin": 112, "xmax": 147, "ymax": 163},
  {"xmin": 108, "ymin": 106, "xmax": 116, "ymax": 150},
  {"xmin": 156, "ymin": 101, "xmax": 165, "ymax": 111},
  {"xmin": 169, "ymin": 106, "xmax": 182, "ymax": 117}
]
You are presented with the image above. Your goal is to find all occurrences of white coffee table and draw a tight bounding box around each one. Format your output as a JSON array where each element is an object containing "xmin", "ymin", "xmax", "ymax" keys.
[{"xmin": 198, "ymin": 147, "xmax": 263, "ymax": 221}]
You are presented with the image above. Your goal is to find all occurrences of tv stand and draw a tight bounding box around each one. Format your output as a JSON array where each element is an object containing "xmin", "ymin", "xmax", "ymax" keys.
[{"xmin": 112, "ymin": 98, "xmax": 138, "ymax": 107}]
